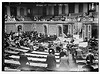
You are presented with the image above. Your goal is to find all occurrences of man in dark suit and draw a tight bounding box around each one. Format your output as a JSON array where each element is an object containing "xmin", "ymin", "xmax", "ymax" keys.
[
  {"xmin": 19, "ymin": 52, "xmax": 30, "ymax": 68},
  {"xmin": 82, "ymin": 61, "xmax": 94, "ymax": 72},
  {"xmin": 86, "ymin": 49, "xmax": 94, "ymax": 65},
  {"xmin": 46, "ymin": 48, "xmax": 56, "ymax": 71}
]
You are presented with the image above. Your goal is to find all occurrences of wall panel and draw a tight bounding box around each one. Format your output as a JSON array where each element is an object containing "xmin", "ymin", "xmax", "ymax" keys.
[
  {"xmin": 35, "ymin": 24, "xmax": 43, "ymax": 33},
  {"xmin": 48, "ymin": 24, "xmax": 57, "ymax": 35},
  {"xmin": 5, "ymin": 23, "xmax": 16, "ymax": 34},
  {"xmin": 24, "ymin": 23, "xmax": 32, "ymax": 31}
]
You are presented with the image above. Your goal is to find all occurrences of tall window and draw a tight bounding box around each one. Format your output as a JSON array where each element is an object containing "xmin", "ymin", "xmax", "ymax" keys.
[
  {"xmin": 79, "ymin": 3, "xmax": 83, "ymax": 13},
  {"xmin": 88, "ymin": 3, "xmax": 96, "ymax": 12},
  {"xmin": 43, "ymin": 6, "xmax": 46, "ymax": 16},
  {"xmin": 27, "ymin": 8, "xmax": 31, "ymax": 16},
  {"xmin": 69, "ymin": 3, "xmax": 75, "ymax": 13},
  {"xmin": 10, "ymin": 6, "xmax": 17, "ymax": 16}
]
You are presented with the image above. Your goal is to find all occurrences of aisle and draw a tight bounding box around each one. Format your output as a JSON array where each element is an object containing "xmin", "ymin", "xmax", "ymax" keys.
[{"xmin": 68, "ymin": 53, "xmax": 77, "ymax": 68}]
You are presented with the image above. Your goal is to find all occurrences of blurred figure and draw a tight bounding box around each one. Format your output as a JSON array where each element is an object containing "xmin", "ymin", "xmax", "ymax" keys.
[
  {"xmin": 67, "ymin": 42, "xmax": 71, "ymax": 52},
  {"xmin": 60, "ymin": 49, "xmax": 68, "ymax": 58},
  {"xmin": 27, "ymin": 45, "xmax": 34, "ymax": 53},
  {"xmin": 58, "ymin": 52, "xmax": 69, "ymax": 71},
  {"xmin": 46, "ymin": 48, "xmax": 56, "ymax": 71},
  {"xmin": 60, "ymin": 49, "xmax": 65, "ymax": 58},
  {"xmin": 70, "ymin": 38, "xmax": 74, "ymax": 43},
  {"xmin": 86, "ymin": 49, "xmax": 94, "ymax": 65},
  {"xmin": 56, "ymin": 45, "xmax": 61, "ymax": 53},
  {"xmin": 36, "ymin": 44, "xmax": 45, "ymax": 51},
  {"xmin": 68, "ymin": 50, "xmax": 77, "ymax": 69},
  {"xmin": 82, "ymin": 61, "xmax": 94, "ymax": 72},
  {"xmin": 19, "ymin": 52, "xmax": 30, "ymax": 69}
]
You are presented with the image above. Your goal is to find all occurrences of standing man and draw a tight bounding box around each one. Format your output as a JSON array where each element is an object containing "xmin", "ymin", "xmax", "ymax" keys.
[
  {"xmin": 19, "ymin": 52, "xmax": 30, "ymax": 70},
  {"xmin": 46, "ymin": 48, "xmax": 56, "ymax": 71}
]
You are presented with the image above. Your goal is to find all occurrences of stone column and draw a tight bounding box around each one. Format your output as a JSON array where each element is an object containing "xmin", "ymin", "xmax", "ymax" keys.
[
  {"xmin": 83, "ymin": 3, "xmax": 88, "ymax": 13},
  {"xmin": 75, "ymin": 4, "xmax": 79, "ymax": 13},
  {"xmin": 59, "ymin": 4, "xmax": 62, "ymax": 15},
  {"xmin": 49, "ymin": 6, "xmax": 51, "ymax": 15},
  {"xmin": 7, "ymin": 6, "xmax": 10, "ymax": 16},
  {"xmin": 96, "ymin": 4, "xmax": 99, "ymax": 12},
  {"xmin": 17, "ymin": 7, "xmax": 20, "ymax": 16},
  {"xmin": 24, "ymin": 7, "xmax": 27, "ymax": 16},
  {"xmin": 51, "ymin": 6, "xmax": 54, "ymax": 15},
  {"xmin": 65, "ymin": 4, "xmax": 69, "ymax": 15},
  {"xmin": 46, "ymin": 6, "xmax": 49, "ymax": 15}
]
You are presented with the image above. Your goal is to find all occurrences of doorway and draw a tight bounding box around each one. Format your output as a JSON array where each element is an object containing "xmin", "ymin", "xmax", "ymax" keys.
[
  {"xmin": 63, "ymin": 25, "xmax": 68, "ymax": 36},
  {"xmin": 44, "ymin": 25, "xmax": 47, "ymax": 35},
  {"xmin": 58, "ymin": 26, "xmax": 62, "ymax": 36}
]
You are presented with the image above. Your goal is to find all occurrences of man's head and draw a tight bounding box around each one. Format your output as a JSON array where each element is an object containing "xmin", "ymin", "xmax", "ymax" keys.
[
  {"xmin": 49, "ymin": 48, "xmax": 55, "ymax": 54},
  {"xmin": 61, "ymin": 52, "xmax": 66, "ymax": 57},
  {"xmin": 86, "ymin": 61, "xmax": 91, "ymax": 65},
  {"xmin": 19, "ymin": 52, "xmax": 25, "ymax": 55},
  {"xmin": 88, "ymin": 49, "xmax": 92, "ymax": 53}
]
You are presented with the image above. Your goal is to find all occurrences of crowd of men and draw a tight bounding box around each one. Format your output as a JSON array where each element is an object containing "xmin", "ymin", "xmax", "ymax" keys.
[
  {"xmin": 3, "ymin": 30, "xmax": 98, "ymax": 71},
  {"xmin": 4, "ymin": 30, "xmax": 57, "ymax": 48},
  {"xmin": 5, "ymin": 12, "xmax": 96, "ymax": 22}
]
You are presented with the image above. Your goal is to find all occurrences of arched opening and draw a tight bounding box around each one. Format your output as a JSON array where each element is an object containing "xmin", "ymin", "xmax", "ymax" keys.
[
  {"xmin": 27, "ymin": 8, "xmax": 31, "ymax": 16},
  {"xmin": 44, "ymin": 25, "xmax": 47, "ymax": 35},
  {"xmin": 17, "ymin": 25, "xmax": 22, "ymax": 32},
  {"xmin": 63, "ymin": 25, "xmax": 68, "ymax": 36},
  {"xmin": 58, "ymin": 26, "xmax": 62, "ymax": 36}
]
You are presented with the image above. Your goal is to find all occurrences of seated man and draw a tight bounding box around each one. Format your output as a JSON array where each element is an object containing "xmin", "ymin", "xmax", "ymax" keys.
[
  {"xmin": 82, "ymin": 61, "xmax": 94, "ymax": 72},
  {"xmin": 86, "ymin": 49, "xmax": 94, "ymax": 65},
  {"xmin": 36, "ymin": 44, "xmax": 45, "ymax": 51}
]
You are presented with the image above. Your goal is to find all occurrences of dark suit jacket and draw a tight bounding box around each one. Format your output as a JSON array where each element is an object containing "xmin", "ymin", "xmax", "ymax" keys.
[
  {"xmin": 19, "ymin": 55, "xmax": 28, "ymax": 65},
  {"xmin": 86, "ymin": 53, "xmax": 94, "ymax": 64},
  {"xmin": 46, "ymin": 54, "xmax": 56, "ymax": 70}
]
